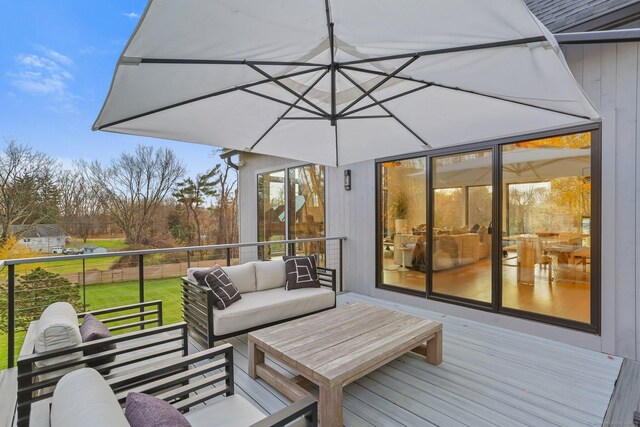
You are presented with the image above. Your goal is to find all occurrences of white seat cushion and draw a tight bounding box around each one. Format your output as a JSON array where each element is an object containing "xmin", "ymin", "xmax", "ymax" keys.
[
  {"xmin": 35, "ymin": 302, "xmax": 83, "ymax": 379},
  {"xmin": 254, "ymin": 260, "xmax": 286, "ymax": 291},
  {"xmin": 184, "ymin": 395, "xmax": 265, "ymax": 427},
  {"xmin": 213, "ymin": 287, "xmax": 335, "ymax": 335},
  {"xmin": 187, "ymin": 263, "xmax": 257, "ymax": 294},
  {"xmin": 51, "ymin": 368, "xmax": 129, "ymax": 427}
]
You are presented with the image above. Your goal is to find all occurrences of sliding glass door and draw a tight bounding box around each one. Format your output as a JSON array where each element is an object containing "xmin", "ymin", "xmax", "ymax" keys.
[
  {"xmin": 375, "ymin": 127, "xmax": 599, "ymax": 332},
  {"xmin": 431, "ymin": 150, "xmax": 493, "ymax": 304},
  {"xmin": 501, "ymin": 133, "xmax": 592, "ymax": 324},
  {"xmin": 378, "ymin": 158, "xmax": 427, "ymax": 293}
]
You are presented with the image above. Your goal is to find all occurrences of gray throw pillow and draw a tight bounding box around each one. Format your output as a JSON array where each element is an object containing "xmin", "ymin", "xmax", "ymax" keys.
[
  {"xmin": 283, "ymin": 255, "xmax": 321, "ymax": 290},
  {"xmin": 125, "ymin": 392, "xmax": 191, "ymax": 427},
  {"xmin": 192, "ymin": 265, "xmax": 241, "ymax": 310},
  {"xmin": 79, "ymin": 314, "xmax": 116, "ymax": 370}
]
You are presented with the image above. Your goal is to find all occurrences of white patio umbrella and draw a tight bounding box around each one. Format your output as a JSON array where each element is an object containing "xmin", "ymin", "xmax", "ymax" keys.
[{"xmin": 93, "ymin": 0, "xmax": 600, "ymax": 167}]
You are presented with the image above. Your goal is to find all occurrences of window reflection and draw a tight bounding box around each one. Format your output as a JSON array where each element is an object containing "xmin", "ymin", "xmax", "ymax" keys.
[
  {"xmin": 501, "ymin": 132, "xmax": 591, "ymax": 323},
  {"xmin": 257, "ymin": 170, "xmax": 285, "ymax": 259},
  {"xmin": 379, "ymin": 158, "xmax": 427, "ymax": 291},
  {"xmin": 288, "ymin": 165, "xmax": 325, "ymax": 263},
  {"xmin": 432, "ymin": 150, "xmax": 493, "ymax": 303}
]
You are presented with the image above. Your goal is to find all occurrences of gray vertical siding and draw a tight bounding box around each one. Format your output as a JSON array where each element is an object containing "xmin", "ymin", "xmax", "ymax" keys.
[{"xmin": 236, "ymin": 42, "xmax": 640, "ymax": 360}]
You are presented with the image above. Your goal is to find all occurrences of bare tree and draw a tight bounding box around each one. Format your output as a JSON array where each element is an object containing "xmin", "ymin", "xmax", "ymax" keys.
[
  {"xmin": 215, "ymin": 157, "xmax": 238, "ymax": 244},
  {"xmin": 83, "ymin": 145, "xmax": 185, "ymax": 246},
  {"xmin": 58, "ymin": 164, "xmax": 103, "ymax": 242},
  {"xmin": 0, "ymin": 139, "xmax": 59, "ymax": 242}
]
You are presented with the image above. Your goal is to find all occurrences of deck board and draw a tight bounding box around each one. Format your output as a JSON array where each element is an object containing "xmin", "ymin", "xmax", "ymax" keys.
[
  {"xmin": 0, "ymin": 293, "xmax": 626, "ymax": 426},
  {"xmin": 201, "ymin": 293, "xmax": 622, "ymax": 426},
  {"xmin": 602, "ymin": 358, "xmax": 640, "ymax": 426},
  {"xmin": 0, "ymin": 368, "xmax": 16, "ymax": 427}
]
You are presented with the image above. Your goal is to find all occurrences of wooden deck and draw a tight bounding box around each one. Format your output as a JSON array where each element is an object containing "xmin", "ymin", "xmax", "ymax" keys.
[
  {"xmin": 189, "ymin": 293, "xmax": 623, "ymax": 426},
  {"xmin": 1, "ymin": 292, "xmax": 626, "ymax": 426}
]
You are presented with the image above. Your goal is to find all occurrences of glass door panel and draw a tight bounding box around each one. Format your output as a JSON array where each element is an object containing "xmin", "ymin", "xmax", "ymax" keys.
[
  {"xmin": 432, "ymin": 150, "xmax": 493, "ymax": 303},
  {"xmin": 257, "ymin": 170, "xmax": 285, "ymax": 259},
  {"xmin": 501, "ymin": 132, "xmax": 591, "ymax": 323},
  {"xmin": 378, "ymin": 158, "xmax": 427, "ymax": 292}
]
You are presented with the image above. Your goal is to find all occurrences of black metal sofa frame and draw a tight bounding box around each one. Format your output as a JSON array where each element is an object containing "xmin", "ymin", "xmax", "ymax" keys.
[
  {"xmin": 16, "ymin": 301, "xmax": 190, "ymax": 427},
  {"xmin": 107, "ymin": 343, "xmax": 318, "ymax": 427},
  {"xmin": 182, "ymin": 267, "xmax": 337, "ymax": 348}
]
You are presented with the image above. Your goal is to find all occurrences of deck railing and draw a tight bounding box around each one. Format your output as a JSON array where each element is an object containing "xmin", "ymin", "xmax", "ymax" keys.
[{"xmin": 0, "ymin": 236, "xmax": 346, "ymax": 368}]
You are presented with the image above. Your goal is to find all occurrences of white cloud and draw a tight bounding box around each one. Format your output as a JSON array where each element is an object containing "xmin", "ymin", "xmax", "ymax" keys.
[
  {"xmin": 123, "ymin": 11, "xmax": 140, "ymax": 19},
  {"xmin": 7, "ymin": 46, "xmax": 79, "ymax": 113}
]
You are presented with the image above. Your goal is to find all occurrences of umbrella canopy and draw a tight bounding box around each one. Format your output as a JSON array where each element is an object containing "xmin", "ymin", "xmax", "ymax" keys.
[{"xmin": 94, "ymin": 0, "xmax": 600, "ymax": 167}]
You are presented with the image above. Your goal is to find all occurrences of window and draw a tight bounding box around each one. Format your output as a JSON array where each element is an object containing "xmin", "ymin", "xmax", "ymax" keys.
[
  {"xmin": 375, "ymin": 128, "xmax": 599, "ymax": 332},
  {"xmin": 378, "ymin": 158, "xmax": 426, "ymax": 293},
  {"xmin": 501, "ymin": 133, "xmax": 592, "ymax": 324},
  {"xmin": 432, "ymin": 150, "xmax": 493, "ymax": 304},
  {"xmin": 258, "ymin": 165, "xmax": 325, "ymax": 261}
]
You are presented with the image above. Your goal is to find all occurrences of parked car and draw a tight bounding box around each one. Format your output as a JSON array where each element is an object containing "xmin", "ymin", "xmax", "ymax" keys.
[
  {"xmin": 62, "ymin": 247, "xmax": 84, "ymax": 255},
  {"xmin": 51, "ymin": 246, "xmax": 64, "ymax": 254}
]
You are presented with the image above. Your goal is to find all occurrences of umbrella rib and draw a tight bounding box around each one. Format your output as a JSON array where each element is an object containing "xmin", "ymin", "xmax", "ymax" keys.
[
  {"xmin": 340, "ymin": 36, "xmax": 547, "ymax": 66},
  {"xmin": 240, "ymin": 88, "xmax": 326, "ymax": 117},
  {"xmin": 337, "ymin": 56, "xmax": 419, "ymax": 116},
  {"xmin": 248, "ymin": 69, "xmax": 330, "ymax": 151},
  {"xmin": 137, "ymin": 58, "xmax": 327, "ymax": 67},
  {"xmin": 340, "ymin": 83, "xmax": 432, "ymax": 117},
  {"xmin": 247, "ymin": 63, "xmax": 329, "ymax": 116},
  {"xmin": 338, "ymin": 69, "xmax": 431, "ymax": 147},
  {"xmin": 340, "ymin": 65, "xmax": 593, "ymax": 121},
  {"xmin": 97, "ymin": 66, "xmax": 326, "ymax": 130},
  {"xmin": 324, "ymin": 0, "xmax": 337, "ymax": 125}
]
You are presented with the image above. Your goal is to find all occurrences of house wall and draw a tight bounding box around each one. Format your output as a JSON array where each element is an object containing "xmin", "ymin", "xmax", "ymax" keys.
[
  {"xmin": 237, "ymin": 41, "xmax": 640, "ymax": 360},
  {"xmin": 22, "ymin": 236, "xmax": 66, "ymax": 253}
]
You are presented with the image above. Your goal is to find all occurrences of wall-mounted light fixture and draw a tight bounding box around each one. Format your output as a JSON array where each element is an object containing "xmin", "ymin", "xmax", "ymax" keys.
[{"xmin": 344, "ymin": 169, "xmax": 351, "ymax": 191}]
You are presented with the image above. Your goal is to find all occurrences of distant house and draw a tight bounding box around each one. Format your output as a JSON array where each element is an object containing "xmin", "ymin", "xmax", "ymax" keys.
[
  {"xmin": 83, "ymin": 245, "xmax": 107, "ymax": 254},
  {"xmin": 2, "ymin": 224, "xmax": 69, "ymax": 253}
]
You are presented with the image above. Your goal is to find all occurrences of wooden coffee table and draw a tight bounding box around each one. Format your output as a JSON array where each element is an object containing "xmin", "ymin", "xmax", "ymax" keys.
[{"xmin": 248, "ymin": 302, "xmax": 443, "ymax": 426}]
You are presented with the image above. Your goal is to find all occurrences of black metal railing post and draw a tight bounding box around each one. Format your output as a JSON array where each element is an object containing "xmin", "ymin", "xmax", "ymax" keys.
[
  {"xmin": 8, "ymin": 264, "xmax": 15, "ymax": 368},
  {"xmin": 186, "ymin": 250, "xmax": 191, "ymax": 268},
  {"xmin": 339, "ymin": 239, "xmax": 343, "ymax": 293},
  {"xmin": 138, "ymin": 254, "xmax": 145, "ymax": 330},
  {"xmin": 82, "ymin": 258, "xmax": 87, "ymax": 312},
  {"xmin": 226, "ymin": 248, "xmax": 231, "ymax": 266}
]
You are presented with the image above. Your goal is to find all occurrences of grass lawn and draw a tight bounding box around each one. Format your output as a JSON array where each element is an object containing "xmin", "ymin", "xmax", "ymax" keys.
[
  {"xmin": 67, "ymin": 237, "xmax": 128, "ymax": 250},
  {"xmin": 0, "ymin": 276, "xmax": 183, "ymax": 370}
]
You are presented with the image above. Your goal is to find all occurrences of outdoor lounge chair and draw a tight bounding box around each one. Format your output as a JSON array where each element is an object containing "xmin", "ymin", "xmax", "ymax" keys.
[
  {"xmin": 16, "ymin": 300, "xmax": 189, "ymax": 427},
  {"xmin": 48, "ymin": 344, "xmax": 318, "ymax": 427}
]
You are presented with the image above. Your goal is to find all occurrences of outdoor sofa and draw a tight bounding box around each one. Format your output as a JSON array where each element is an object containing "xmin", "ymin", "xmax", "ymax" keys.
[
  {"xmin": 16, "ymin": 300, "xmax": 189, "ymax": 427},
  {"xmin": 182, "ymin": 260, "xmax": 336, "ymax": 348},
  {"xmin": 48, "ymin": 344, "xmax": 318, "ymax": 427}
]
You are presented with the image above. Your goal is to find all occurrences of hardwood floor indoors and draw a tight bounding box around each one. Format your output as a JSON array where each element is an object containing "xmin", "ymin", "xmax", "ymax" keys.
[{"xmin": 382, "ymin": 254, "xmax": 590, "ymax": 324}]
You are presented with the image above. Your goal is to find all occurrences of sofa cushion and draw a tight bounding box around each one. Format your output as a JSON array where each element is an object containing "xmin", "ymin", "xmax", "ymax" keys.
[
  {"xmin": 80, "ymin": 314, "xmax": 116, "ymax": 369},
  {"xmin": 51, "ymin": 368, "xmax": 129, "ymax": 427},
  {"xmin": 183, "ymin": 395, "xmax": 264, "ymax": 427},
  {"xmin": 193, "ymin": 266, "xmax": 241, "ymax": 310},
  {"xmin": 187, "ymin": 263, "xmax": 256, "ymax": 294},
  {"xmin": 35, "ymin": 302, "xmax": 83, "ymax": 379},
  {"xmin": 125, "ymin": 392, "xmax": 191, "ymax": 427},
  {"xmin": 222, "ymin": 263, "xmax": 257, "ymax": 294},
  {"xmin": 283, "ymin": 256, "xmax": 321, "ymax": 290},
  {"xmin": 213, "ymin": 287, "xmax": 335, "ymax": 336},
  {"xmin": 254, "ymin": 260, "xmax": 286, "ymax": 291}
]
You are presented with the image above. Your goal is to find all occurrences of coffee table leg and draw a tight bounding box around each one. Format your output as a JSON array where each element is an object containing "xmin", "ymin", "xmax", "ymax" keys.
[
  {"xmin": 248, "ymin": 338, "xmax": 264, "ymax": 380},
  {"xmin": 319, "ymin": 384, "xmax": 343, "ymax": 427},
  {"xmin": 426, "ymin": 329, "xmax": 443, "ymax": 365}
]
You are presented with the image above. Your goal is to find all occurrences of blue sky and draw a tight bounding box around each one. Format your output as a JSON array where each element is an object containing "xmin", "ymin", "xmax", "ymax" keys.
[{"xmin": 0, "ymin": 1, "xmax": 219, "ymax": 174}]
